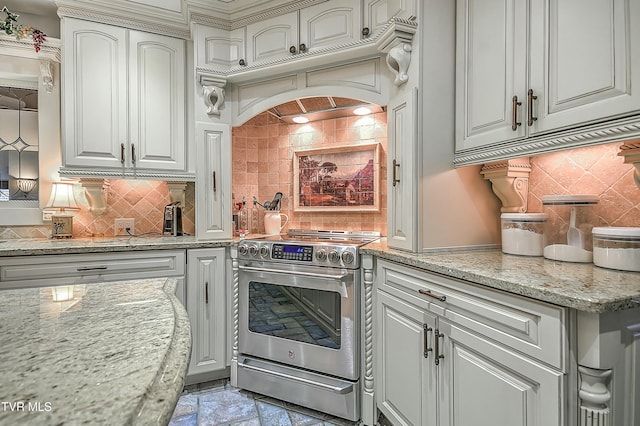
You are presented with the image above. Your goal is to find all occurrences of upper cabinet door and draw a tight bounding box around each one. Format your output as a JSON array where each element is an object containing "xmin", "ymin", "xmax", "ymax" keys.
[
  {"xmin": 299, "ymin": 0, "xmax": 362, "ymax": 52},
  {"xmin": 128, "ymin": 30, "xmax": 186, "ymax": 171},
  {"xmin": 363, "ymin": 0, "xmax": 418, "ymax": 36},
  {"xmin": 246, "ymin": 11, "xmax": 299, "ymax": 63},
  {"xmin": 455, "ymin": 0, "xmax": 528, "ymax": 152},
  {"xmin": 529, "ymin": 0, "xmax": 640, "ymax": 135},
  {"xmin": 62, "ymin": 19, "xmax": 128, "ymax": 169}
]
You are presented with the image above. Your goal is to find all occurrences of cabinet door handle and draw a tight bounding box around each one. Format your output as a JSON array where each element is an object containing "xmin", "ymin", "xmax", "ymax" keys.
[
  {"xmin": 289, "ymin": 45, "xmax": 297, "ymax": 54},
  {"xmin": 205, "ymin": 281, "xmax": 209, "ymax": 304},
  {"xmin": 511, "ymin": 95, "xmax": 522, "ymax": 131},
  {"xmin": 434, "ymin": 329, "xmax": 445, "ymax": 365},
  {"xmin": 423, "ymin": 324, "xmax": 433, "ymax": 358},
  {"xmin": 418, "ymin": 289, "xmax": 446, "ymax": 302},
  {"xmin": 212, "ymin": 171, "xmax": 217, "ymax": 193},
  {"xmin": 527, "ymin": 89, "xmax": 538, "ymax": 126},
  {"xmin": 392, "ymin": 159, "xmax": 400, "ymax": 187},
  {"xmin": 120, "ymin": 143, "xmax": 126, "ymax": 165},
  {"xmin": 130, "ymin": 144, "xmax": 136, "ymax": 165}
]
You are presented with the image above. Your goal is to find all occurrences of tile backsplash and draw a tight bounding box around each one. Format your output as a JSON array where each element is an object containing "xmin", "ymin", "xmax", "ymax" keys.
[
  {"xmin": 0, "ymin": 180, "xmax": 195, "ymax": 239},
  {"xmin": 232, "ymin": 111, "xmax": 388, "ymax": 235},
  {"xmin": 528, "ymin": 142, "xmax": 639, "ymax": 226}
]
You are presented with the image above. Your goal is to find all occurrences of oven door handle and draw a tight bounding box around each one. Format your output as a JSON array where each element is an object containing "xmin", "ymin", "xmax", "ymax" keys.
[
  {"xmin": 239, "ymin": 265, "xmax": 350, "ymax": 281},
  {"xmin": 239, "ymin": 360, "xmax": 354, "ymax": 395}
]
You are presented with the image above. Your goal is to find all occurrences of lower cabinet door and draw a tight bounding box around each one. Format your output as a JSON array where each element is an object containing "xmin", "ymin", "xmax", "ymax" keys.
[
  {"xmin": 437, "ymin": 318, "xmax": 565, "ymax": 426},
  {"xmin": 186, "ymin": 248, "xmax": 226, "ymax": 377},
  {"xmin": 376, "ymin": 290, "xmax": 437, "ymax": 426}
]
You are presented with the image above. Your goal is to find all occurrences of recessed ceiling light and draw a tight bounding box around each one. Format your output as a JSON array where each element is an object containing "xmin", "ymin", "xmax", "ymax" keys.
[
  {"xmin": 292, "ymin": 116, "xmax": 309, "ymax": 123},
  {"xmin": 353, "ymin": 106, "xmax": 372, "ymax": 116}
]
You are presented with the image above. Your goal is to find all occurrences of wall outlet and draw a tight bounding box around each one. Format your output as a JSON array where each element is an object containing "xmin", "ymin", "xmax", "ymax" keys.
[{"xmin": 114, "ymin": 218, "xmax": 135, "ymax": 236}]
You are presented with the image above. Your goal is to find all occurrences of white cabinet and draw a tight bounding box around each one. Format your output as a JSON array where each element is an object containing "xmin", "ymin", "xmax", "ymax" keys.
[
  {"xmin": 195, "ymin": 122, "xmax": 232, "ymax": 240},
  {"xmin": 245, "ymin": 0, "xmax": 362, "ymax": 65},
  {"xmin": 386, "ymin": 89, "xmax": 418, "ymax": 251},
  {"xmin": 375, "ymin": 260, "xmax": 567, "ymax": 426},
  {"xmin": 455, "ymin": 0, "xmax": 640, "ymax": 159},
  {"xmin": 62, "ymin": 18, "xmax": 187, "ymax": 176},
  {"xmin": 186, "ymin": 248, "xmax": 227, "ymax": 380},
  {"xmin": 363, "ymin": 0, "xmax": 418, "ymax": 37}
]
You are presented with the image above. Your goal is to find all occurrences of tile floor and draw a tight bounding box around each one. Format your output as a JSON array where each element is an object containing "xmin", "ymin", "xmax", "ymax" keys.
[{"xmin": 169, "ymin": 379, "xmax": 365, "ymax": 426}]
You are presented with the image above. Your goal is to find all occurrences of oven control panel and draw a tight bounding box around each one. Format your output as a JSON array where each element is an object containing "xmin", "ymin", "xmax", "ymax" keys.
[{"xmin": 272, "ymin": 244, "xmax": 313, "ymax": 261}]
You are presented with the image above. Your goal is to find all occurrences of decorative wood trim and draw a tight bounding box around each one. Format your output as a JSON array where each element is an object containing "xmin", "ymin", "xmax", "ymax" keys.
[
  {"xmin": 578, "ymin": 366, "xmax": 612, "ymax": 426},
  {"xmin": 455, "ymin": 116, "xmax": 640, "ymax": 166},
  {"xmin": 59, "ymin": 167, "xmax": 196, "ymax": 182},
  {"xmin": 230, "ymin": 246, "xmax": 239, "ymax": 387},
  {"xmin": 0, "ymin": 35, "xmax": 61, "ymax": 62},
  {"xmin": 361, "ymin": 254, "xmax": 376, "ymax": 426},
  {"xmin": 166, "ymin": 181, "xmax": 187, "ymax": 207},
  {"xmin": 618, "ymin": 140, "xmax": 640, "ymax": 188},
  {"xmin": 481, "ymin": 158, "xmax": 531, "ymax": 213},
  {"xmin": 78, "ymin": 178, "xmax": 108, "ymax": 215}
]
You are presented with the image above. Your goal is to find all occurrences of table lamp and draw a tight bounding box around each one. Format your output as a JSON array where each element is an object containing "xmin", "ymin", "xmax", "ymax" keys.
[{"xmin": 45, "ymin": 181, "xmax": 80, "ymax": 238}]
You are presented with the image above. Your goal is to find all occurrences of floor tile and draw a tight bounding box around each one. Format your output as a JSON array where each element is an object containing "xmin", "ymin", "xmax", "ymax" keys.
[
  {"xmin": 198, "ymin": 388, "xmax": 258, "ymax": 425},
  {"xmin": 288, "ymin": 411, "xmax": 324, "ymax": 426},
  {"xmin": 173, "ymin": 393, "xmax": 198, "ymax": 418},
  {"xmin": 256, "ymin": 401, "xmax": 292, "ymax": 426},
  {"xmin": 169, "ymin": 413, "xmax": 198, "ymax": 426}
]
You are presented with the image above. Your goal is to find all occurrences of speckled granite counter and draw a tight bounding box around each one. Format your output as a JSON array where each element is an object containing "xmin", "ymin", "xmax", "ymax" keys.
[
  {"xmin": 362, "ymin": 239, "xmax": 640, "ymax": 313},
  {"xmin": 0, "ymin": 235, "xmax": 233, "ymax": 257},
  {"xmin": 0, "ymin": 278, "xmax": 191, "ymax": 425}
]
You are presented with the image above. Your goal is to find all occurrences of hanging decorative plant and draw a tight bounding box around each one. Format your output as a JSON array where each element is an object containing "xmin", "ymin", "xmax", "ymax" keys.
[{"xmin": 1, "ymin": 6, "xmax": 47, "ymax": 52}]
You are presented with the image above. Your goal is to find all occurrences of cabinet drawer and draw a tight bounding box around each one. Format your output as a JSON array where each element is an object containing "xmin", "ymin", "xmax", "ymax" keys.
[
  {"xmin": 0, "ymin": 251, "xmax": 186, "ymax": 289},
  {"xmin": 377, "ymin": 259, "xmax": 567, "ymax": 370}
]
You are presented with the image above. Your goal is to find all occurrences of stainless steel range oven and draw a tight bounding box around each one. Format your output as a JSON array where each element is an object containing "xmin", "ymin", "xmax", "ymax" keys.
[{"xmin": 236, "ymin": 229, "xmax": 378, "ymax": 421}]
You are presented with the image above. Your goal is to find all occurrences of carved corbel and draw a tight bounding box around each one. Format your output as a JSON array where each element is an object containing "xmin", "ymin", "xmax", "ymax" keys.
[
  {"xmin": 618, "ymin": 140, "xmax": 640, "ymax": 188},
  {"xmin": 480, "ymin": 158, "xmax": 532, "ymax": 213},
  {"xmin": 78, "ymin": 178, "xmax": 108, "ymax": 215},
  {"xmin": 39, "ymin": 60, "xmax": 54, "ymax": 93},
  {"xmin": 578, "ymin": 366, "xmax": 612, "ymax": 426},
  {"xmin": 197, "ymin": 72, "xmax": 227, "ymax": 117},
  {"xmin": 166, "ymin": 181, "xmax": 187, "ymax": 207},
  {"xmin": 375, "ymin": 17, "xmax": 417, "ymax": 86}
]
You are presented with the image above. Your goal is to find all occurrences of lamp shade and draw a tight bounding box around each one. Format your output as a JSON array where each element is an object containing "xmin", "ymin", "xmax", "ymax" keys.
[{"xmin": 45, "ymin": 181, "xmax": 80, "ymax": 211}]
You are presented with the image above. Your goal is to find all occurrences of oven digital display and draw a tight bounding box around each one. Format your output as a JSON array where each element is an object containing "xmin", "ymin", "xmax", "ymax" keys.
[{"xmin": 272, "ymin": 244, "xmax": 313, "ymax": 261}]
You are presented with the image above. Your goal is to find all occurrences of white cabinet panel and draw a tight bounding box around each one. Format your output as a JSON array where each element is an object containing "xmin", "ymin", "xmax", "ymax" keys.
[
  {"xmin": 246, "ymin": 11, "xmax": 298, "ymax": 63},
  {"xmin": 299, "ymin": 0, "xmax": 361, "ymax": 52}
]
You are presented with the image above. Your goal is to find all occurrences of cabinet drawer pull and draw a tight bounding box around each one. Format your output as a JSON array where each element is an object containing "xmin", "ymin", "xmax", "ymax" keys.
[
  {"xmin": 120, "ymin": 143, "xmax": 126, "ymax": 164},
  {"xmin": 423, "ymin": 324, "xmax": 433, "ymax": 358},
  {"xmin": 511, "ymin": 95, "xmax": 522, "ymax": 131},
  {"xmin": 418, "ymin": 289, "xmax": 446, "ymax": 302},
  {"xmin": 434, "ymin": 329, "xmax": 444, "ymax": 365},
  {"xmin": 205, "ymin": 281, "xmax": 209, "ymax": 304},
  {"xmin": 527, "ymin": 89, "xmax": 538, "ymax": 126},
  {"xmin": 212, "ymin": 171, "xmax": 217, "ymax": 193},
  {"xmin": 77, "ymin": 266, "xmax": 108, "ymax": 272},
  {"xmin": 392, "ymin": 159, "xmax": 400, "ymax": 187}
]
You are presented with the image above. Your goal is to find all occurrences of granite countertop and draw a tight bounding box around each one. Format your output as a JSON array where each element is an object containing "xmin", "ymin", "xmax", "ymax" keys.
[
  {"xmin": 362, "ymin": 239, "xmax": 640, "ymax": 313},
  {"xmin": 0, "ymin": 278, "xmax": 191, "ymax": 425},
  {"xmin": 0, "ymin": 235, "xmax": 233, "ymax": 257}
]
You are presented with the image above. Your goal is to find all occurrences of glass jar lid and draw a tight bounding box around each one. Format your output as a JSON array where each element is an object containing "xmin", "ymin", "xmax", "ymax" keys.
[
  {"xmin": 501, "ymin": 213, "xmax": 548, "ymax": 222},
  {"xmin": 592, "ymin": 226, "xmax": 640, "ymax": 239},
  {"xmin": 541, "ymin": 194, "xmax": 599, "ymax": 205}
]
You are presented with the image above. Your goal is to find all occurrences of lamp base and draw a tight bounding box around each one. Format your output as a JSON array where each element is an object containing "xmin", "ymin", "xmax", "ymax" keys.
[{"xmin": 51, "ymin": 213, "xmax": 74, "ymax": 239}]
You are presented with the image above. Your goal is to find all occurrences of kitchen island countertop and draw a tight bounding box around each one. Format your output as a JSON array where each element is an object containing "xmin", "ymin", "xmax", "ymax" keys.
[
  {"xmin": 363, "ymin": 239, "xmax": 640, "ymax": 313},
  {"xmin": 0, "ymin": 278, "xmax": 191, "ymax": 425}
]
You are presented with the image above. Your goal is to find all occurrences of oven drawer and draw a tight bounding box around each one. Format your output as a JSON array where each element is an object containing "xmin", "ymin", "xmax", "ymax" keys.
[
  {"xmin": 376, "ymin": 259, "xmax": 567, "ymax": 370},
  {"xmin": 0, "ymin": 251, "xmax": 186, "ymax": 289}
]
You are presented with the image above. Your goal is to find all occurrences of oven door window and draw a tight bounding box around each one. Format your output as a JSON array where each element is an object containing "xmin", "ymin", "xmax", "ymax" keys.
[{"xmin": 248, "ymin": 281, "xmax": 341, "ymax": 349}]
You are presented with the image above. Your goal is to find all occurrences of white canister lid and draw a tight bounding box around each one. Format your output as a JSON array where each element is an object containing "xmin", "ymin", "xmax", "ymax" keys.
[
  {"xmin": 541, "ymin": 194, "xmax": 599, "ymax": 205},
  {"xmin": 501, "ymin": 213, "xmax": 548, "ymax": 222},
  {"xmin": 592, "ymin": 227, "xmax": 640, "ymax": 238}
]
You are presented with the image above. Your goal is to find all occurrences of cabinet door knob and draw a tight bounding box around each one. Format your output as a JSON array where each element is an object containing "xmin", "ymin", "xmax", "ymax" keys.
[
  {"xmin": 362, "ymin": 27, "xmax": 370, "ymax": 37},
  {"xmin": 392, "ymin": 159, "xmax": 400, "ymax": 187},
  {"xmin": 527, "ymin": 89, "xmax": 538, "ymax": 126},
  {"xmin": 299, "ymin": 43, "xmax": 307, "ymax": 53},
  {"xmin": 511, "ymin": 95, "xmax": 522, "ymax": 131},
  {"xmin": 239, "ymin": 58, "xmax": 246, "ymax": 66},
  {"xmin": 289, "ymin": 45, "xmax": 297, "ymax": 54}
]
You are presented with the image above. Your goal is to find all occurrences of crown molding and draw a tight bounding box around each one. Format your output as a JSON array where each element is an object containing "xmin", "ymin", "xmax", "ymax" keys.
[
  {"xmin": 59, "ymin": 167, "xmax": 196, "ymax": 182},
  {"xmin": 0, "ymin": 34, "xmax": 61, "ymax": 62}
]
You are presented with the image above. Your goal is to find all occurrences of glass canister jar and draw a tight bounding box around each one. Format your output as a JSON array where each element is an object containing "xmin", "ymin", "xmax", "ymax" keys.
[
  {"xmin": 501, "ymin": 213, "xmax": 547, "ymax": 256},
  {"xmin": 592, "ymin": 227, "xmax": 640, "ymax": 272},
  {"xmin": 541, "ymin": 195, "xmax": 598, "ymax": 263}
]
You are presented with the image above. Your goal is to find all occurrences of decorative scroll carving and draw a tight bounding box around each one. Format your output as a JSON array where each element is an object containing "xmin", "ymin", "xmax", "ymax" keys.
[
  {"xmin": 578, "ymin": 366, "xmax": 612, "ymax": 426},
  {"xmin": 203, "ymin": 85, "xmax": 225, "ymax": 116},
  {"xmin": 480, "ymin": 158, "xmax": 532, "ymax": 213},
  {"xmin": 166, "ymin": 181, "xmax": 187, "ymax": 206},
  {"xmin": 230, "ymin": 247, "xmax": 239, "ymax": 387},
  {"xmin": 618, "ymin": 140, "xmax": 640, "ymax": 189},
  {"xmin": 385, "ymin": 43, "xmax": 412, "ymax": 86},
  {"xmin": 375, "ymin": 18, "xmax": 417, "ymax": 86},
  {"xmin": 39, "ymin": 60, "xmax": 54, "ymax": 93},
  {"xmin": 78, "ymin": 178, "xmax": 108, "ymax": 215}
]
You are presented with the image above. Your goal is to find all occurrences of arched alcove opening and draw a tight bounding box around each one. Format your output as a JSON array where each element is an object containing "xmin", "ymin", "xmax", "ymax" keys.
[{"xmin": 231, "ymin": 96, "xmax": 388, "ymax": 235}]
